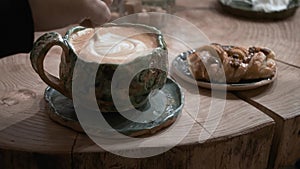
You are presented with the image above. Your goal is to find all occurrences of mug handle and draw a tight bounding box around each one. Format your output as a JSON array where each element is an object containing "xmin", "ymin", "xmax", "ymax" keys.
[{"xmin": 30, "ymin": 32, "xmax": 70, "ymax": 98}]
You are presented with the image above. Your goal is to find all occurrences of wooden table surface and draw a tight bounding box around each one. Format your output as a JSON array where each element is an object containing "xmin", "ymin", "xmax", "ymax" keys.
[{"xmin": 0, "ymin": 0, "xmax": 299, "ymax": 169}]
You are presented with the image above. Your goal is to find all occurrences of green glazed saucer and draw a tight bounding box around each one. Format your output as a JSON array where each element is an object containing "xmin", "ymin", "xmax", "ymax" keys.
[
  {"xmin": 44, "ymin": 78, "xmax": 184, "ymax": 137},
  {"xmin": 219, "ymin": 0, "xmax": 299, "ymax": 20}
]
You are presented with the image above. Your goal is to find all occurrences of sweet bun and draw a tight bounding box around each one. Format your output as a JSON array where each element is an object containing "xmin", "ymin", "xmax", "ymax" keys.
[{"xmin": 187, "ymin": 43, "xmax": 277, "ymax": 83}]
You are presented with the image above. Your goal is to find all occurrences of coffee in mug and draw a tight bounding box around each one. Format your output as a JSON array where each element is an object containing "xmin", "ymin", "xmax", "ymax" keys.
[{"xmin": 30, "ymin": 23, "xmax": 168, "ymax": 113}]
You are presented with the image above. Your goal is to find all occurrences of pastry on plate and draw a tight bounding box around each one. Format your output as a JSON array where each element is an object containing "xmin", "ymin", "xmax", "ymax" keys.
[{"xmin": 187, "ymin": 43, "xmax": 277, "ymax": 83}]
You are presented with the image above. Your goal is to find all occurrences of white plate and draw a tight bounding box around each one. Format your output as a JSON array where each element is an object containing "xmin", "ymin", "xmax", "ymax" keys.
[{"xmin": 171, "ymin": 50, "xmax": 278, "ymax": 91}]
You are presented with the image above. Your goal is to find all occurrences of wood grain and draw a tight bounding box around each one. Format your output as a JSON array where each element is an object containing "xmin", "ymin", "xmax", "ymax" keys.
[
  {"xmin": 175, "ymin": 0, "xmax": 216, "ymax": 10},
  {"xmin": 72, "ymin": 72, "xmax": 274, "ymax": 169},
  {"xmin": 0, "ymin": 39, "xmax": 273, "ymax": 169},
  {"xmin": 0, "ymin": 8, "xmax": 285, "ymax": 168},
  {"xmin": 236, "ymin": 62, "xmax": 300, "ymax": 169},
  {"xmin": 0, "ymin": 52, "xmax": 77, "ymax": 168},
  {"xmin": 164, "ymin": 23, "xmax": 275, "ymax": 168},
  {"xmin": 0, "ymin": 54, "xmax": 77, "ymax": 153},
  {"xmin": 0, "ymin": 149, "xmax": 71, "ymax": 169},
  {"xmin": 73, "ymin": 104, "xmax": 274, "ymax": 169},
  {"xmin": 72, "ymin": 111, "xmax": 208, "ymax": 169},
  {"xmin": 174, "ymin": 4, "xmax": 300, "ymax": 168},
  {"xmin": 175, "ymin": 8, "xmax": 300, "ymax": 67},
  {"xmin": 176, "ymin": 77, "xmax": 275, "ymax": 168}
]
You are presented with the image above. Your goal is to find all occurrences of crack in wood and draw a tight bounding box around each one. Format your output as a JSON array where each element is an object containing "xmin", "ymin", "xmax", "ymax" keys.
[
  {"xmin": 275, "ymin": 59, "xmax": 300, "ymax": 70},
  {"xmin": 234, "ymin": 92, "xmax": 284, "ymax": 169}
]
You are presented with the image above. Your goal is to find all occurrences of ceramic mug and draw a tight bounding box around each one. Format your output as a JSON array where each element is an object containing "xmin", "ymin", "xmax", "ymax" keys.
[{"xmin": 30, "ymin": 23, "xmax": 168, "ymax": 113}]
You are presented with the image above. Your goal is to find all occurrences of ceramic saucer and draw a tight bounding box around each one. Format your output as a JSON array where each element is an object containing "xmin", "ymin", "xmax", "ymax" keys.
[
  {"xmin": 219, "ymin": 0, "xmax": 299, "ymax": 20},
  {"xmin": 171, "ymin": 50, "xmax": 277, "ymax": 91},
  {"xmin": 44, "ymin": 77, "xmax": 184, "ymax": 137}
]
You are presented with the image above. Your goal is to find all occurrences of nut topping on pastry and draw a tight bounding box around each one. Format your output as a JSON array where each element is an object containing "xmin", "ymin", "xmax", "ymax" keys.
[{"xmin": 187, "ymin": 43, "xmax": 277, "ymax": 83}]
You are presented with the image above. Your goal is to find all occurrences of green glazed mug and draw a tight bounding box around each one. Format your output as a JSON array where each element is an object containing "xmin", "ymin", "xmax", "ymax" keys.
[{"xmin": 30, "ymin": 23, "xmax": 168, "ymax": 113}]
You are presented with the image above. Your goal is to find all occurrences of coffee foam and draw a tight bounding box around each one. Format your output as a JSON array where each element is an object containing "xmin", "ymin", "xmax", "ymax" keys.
[{"xmin": 70, "ymin": 26, "xmax": 159, "ymax": 64}]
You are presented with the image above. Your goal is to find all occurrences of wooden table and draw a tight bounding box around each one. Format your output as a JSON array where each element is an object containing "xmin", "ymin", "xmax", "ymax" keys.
[{"xmin": 0, "ymin": 0, "xmax": 299, "ymax": 169}]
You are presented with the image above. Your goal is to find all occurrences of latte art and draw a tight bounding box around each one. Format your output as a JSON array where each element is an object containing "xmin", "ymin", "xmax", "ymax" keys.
[
  {"xmin": 73, "ymin": 25, "xmax": 159, "ymax": 64},
  {"xmin": 91, "ymin": 32, "xmax": 149, "ymax": 57}
]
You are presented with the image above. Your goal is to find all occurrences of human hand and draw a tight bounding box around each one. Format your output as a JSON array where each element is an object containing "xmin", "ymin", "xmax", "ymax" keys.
[{"xmin": 28, "ymin": 0, "xmax": 113, "ymax": 31}]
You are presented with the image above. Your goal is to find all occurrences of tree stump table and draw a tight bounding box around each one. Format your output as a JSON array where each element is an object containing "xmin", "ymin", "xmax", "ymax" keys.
[
  {"xmin": 3, "ymin": 0, "xmax": 300, "ymax": 168},
  {"xmin": 0, "ymin": 26, "xmax": 274, "ymax": 168}
]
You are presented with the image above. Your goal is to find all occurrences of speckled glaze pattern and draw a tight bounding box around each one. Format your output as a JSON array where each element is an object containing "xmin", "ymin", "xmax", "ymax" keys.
[{"xmin": 30, "ymin": 24, "xmax": 168, "ymax": 113}]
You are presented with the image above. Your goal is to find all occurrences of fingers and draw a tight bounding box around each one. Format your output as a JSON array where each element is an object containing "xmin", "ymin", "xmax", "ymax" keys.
[
  {"xmin": 84, "ymin": 0, "xmax": 111, "ymax": 26},
  {"xmin": 102, "ymin": 0, "xmax": 113, "ymax": 6},
  {"xmin": 93, "ymin": 1, "xmax": 111, "ymax": 25}
]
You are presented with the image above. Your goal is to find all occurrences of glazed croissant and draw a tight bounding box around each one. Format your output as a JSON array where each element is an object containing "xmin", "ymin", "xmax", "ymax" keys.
[{"xmin": 187, "ymin": 43, "xmax": 277, "ymax": 83}]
